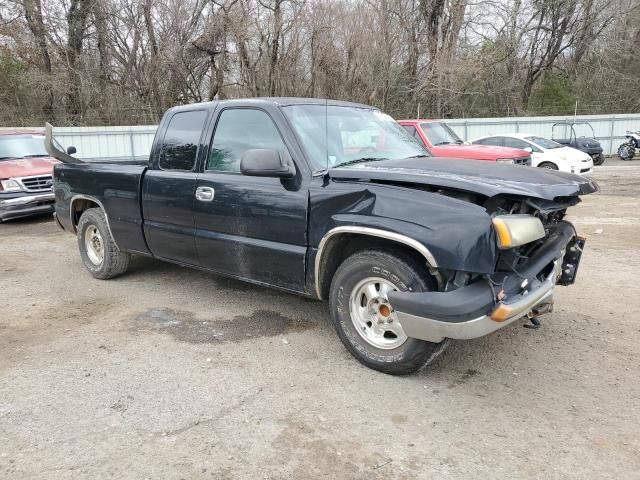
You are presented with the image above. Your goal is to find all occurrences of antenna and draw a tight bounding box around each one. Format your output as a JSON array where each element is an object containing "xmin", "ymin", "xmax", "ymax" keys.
[{"xmin": 325, "ymin": 97, "xmax": 328, "ymax": 169}]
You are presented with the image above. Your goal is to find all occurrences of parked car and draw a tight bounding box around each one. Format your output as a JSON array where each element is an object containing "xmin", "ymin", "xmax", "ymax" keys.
[
  {"xmin": 49, "ymin": 98, "xmax": 597, "ymax": 375},
  {"xmin": 398, "ymin": 119, "xmax": 532, "ymax": 165},
  {"xmin": 471, "ymin": 133, "xmax": 593, "ymax": 175},
  {"xmin": 551, "ymin": 120, "xmax": 605, "ymax": 165},
  {"xmin": 0, "ymin": 129, "xmax": 60, "ymax": 222}
]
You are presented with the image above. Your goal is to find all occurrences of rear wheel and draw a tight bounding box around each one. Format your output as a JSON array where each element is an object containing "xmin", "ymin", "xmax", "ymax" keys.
[
  {"xmin": 538, "ymin": 162, "xmax": 558, "ymax": 170},
  {"xmin": 77, "ymin": 208, "xmax": 130, "ymax": 279},
  {"xmin": 329, "ymin": 249, "xmax": 448, "ymax": 375}
]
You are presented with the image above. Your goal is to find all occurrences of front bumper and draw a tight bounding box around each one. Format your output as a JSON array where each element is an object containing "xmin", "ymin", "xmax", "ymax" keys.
[
  {"xmin": 0, "ymin": 193, "xmax": 55, "ymax": 221},
  {"xmin": 389, "ymin": 222, "xmax": 579, "ymax": 343}
]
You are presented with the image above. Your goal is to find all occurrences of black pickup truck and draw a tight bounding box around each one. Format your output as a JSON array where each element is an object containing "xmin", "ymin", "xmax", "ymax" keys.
[{"xmin": 49, "ymin": 98, "xmax": 598, "ymax": 374}]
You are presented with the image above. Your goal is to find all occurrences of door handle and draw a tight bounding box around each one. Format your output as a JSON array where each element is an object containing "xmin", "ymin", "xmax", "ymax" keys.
[{"xmin": 195, "ymin": 186, "xmax": 215, "ymax": 202}]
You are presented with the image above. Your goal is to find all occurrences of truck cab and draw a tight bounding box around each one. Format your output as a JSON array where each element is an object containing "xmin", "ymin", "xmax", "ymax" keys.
[{"xmin": 398, "ymin": 119, "xmax": 532, "ymax": 166}]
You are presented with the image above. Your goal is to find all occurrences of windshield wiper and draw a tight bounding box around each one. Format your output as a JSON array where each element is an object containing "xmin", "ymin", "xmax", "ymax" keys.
[
  {"xmin": 434, "ymin": 141, "xmax": 451, "ymax": 146},
  {"xmin": 0, "ymin": 156, "xmax": 18, "ymax": 160},
  {"xmin": 335, "ymin": 157, "xmax": 388, "ymax": 168},
  {"xmin": 23, "ymin": 154, "xmax": 48, "ymax": 158}
]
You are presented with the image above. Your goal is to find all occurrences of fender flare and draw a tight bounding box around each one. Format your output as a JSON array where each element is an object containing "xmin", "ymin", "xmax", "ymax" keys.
[
  {"xmin": 314, "ymin": 226, "xmax": 439, "ymax": 299},
  {"xmin": 69, "ymin": 194, "xmax": 120, "ymax": 250}
]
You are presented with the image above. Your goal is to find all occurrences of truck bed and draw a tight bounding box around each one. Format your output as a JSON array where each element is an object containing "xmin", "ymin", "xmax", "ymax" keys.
[{"xmin": 54, "ymin": 162, "xmax": 150, "ymax": 254}]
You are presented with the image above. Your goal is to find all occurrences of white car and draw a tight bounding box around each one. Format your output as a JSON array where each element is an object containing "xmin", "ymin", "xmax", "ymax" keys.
[{"xmin": 471, "ymin": 133, "xmax": 593, "ymax": 175}]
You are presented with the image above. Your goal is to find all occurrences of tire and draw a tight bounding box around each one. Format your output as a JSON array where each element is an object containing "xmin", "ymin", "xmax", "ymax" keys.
[
  {"xmin": 618, "ymin": 144, "xmax": 634, "ymax": 161},
  {"xmin": 593, "ymin": 153, "xmax": 605, "ymax": 165},
  {"xmin": 77, "ymin": 208, "xmax": 130, "ymax": 279},
  {"xmin": 538, "ymin": 162, "xmax": 558, "ymax": 170},
  {"xmin": 328, "ymin": 249, "xmax": 448, "ymax": 375}
]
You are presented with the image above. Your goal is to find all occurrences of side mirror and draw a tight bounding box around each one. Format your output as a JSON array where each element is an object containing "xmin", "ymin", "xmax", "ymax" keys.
[
  {"xmin": 240, "ymin": 149, "xmax": 295, "ymax": 178},
  {"xmin": 66, "ymin": 146, "xmax": 77, "ymax": 155},
  {"xmin": 524, "ymin": 146, "xmax": 533, "ymax": 153}
]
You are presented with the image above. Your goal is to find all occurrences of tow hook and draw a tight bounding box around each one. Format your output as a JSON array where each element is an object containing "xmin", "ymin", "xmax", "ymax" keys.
[
  {"xmin": 523, "ymin": 316, "xmax": 542, "ymax": 329},
  {"xmin": 523, "ymin": 302, "xmax": 554, "ymax": 330}
]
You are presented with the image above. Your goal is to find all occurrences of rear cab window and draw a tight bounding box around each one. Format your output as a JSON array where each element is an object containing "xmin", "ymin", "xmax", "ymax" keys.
[{"xmin": 159, "ymin": 110, "xmax": 208, "ymax": 170}]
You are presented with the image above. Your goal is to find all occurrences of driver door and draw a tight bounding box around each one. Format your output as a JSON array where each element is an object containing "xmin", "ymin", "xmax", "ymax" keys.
[{"xmin": 193, "ymin": 107, "xmax": 308, "ymax": 292}]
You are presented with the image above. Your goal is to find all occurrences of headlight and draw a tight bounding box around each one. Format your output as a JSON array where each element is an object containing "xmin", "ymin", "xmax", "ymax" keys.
[
  {"xmin": 496, "ymin": 158, "xmax": 514, "ymax": 164},
  {"xmin": 0, "ymin": 179, "xmax": 22, "ymax": 192},
  {"xmin": 492, "ymin": 214, "xmax": 545, "ymax": 249}
]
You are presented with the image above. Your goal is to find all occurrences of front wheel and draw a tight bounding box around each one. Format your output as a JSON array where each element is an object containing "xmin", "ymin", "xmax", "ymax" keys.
[
  {"xmin": 77, "ymin": 208, "xmax": 130, "ymax": 279},
  {"xmin": 329, "ymin": 249, "xmax": 448, "ymax": 375},
  {"xmin": 538, "ymin": 162, "xmax": 558, "ymax": 170}
]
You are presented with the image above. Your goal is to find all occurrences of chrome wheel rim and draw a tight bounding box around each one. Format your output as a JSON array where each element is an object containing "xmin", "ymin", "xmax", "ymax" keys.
[
  {"xmin": 85, "ymin": 225, "xmax": 104, "ymax": 266},
  {"xmin": 349, "ymin": 277, "xmax": 407, "ymax": 350}
]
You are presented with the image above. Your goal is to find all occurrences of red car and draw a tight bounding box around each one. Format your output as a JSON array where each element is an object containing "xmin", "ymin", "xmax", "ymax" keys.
[
  {"xmin": 0, "ymin": 129, "xmax": 60, "ymax": 222},
  {"xmin": 398, "ymin": 119, "xmax": 532, "ymax": 166}
]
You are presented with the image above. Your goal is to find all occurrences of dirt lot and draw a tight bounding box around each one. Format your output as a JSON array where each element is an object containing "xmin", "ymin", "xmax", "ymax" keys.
[{"xmin": 1, "ymin": 162, "xmax": 639, "ymax": 479}]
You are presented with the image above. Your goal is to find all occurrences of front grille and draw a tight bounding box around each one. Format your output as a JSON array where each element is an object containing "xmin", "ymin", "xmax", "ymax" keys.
[
  {"xmin": 18, "ymin": 175, "xmax": 54, "ymax": 192},
  {"xmin": 514, "ymin": 156, "xmax": 532, "ymax": 166}
]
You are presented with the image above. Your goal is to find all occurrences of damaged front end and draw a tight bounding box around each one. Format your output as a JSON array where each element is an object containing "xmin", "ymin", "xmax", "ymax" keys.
[
  {"xmin": 387, "ymin": 194, "xmax": 588, "ymax": 342},
  {"xmin": 318, "ymin": 159, "xmax": 597, "ymax": 342}
]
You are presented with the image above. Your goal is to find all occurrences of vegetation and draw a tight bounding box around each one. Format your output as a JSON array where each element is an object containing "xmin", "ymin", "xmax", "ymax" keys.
[{"xmin": 0, "ymin": 0, "xmax": 638, "ymax": 126}]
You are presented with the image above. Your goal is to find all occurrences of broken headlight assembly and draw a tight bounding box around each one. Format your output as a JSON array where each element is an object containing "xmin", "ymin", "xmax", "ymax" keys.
[{"xmin": 492, "ymin": 214, "xmax": 545, "ymax": 249}]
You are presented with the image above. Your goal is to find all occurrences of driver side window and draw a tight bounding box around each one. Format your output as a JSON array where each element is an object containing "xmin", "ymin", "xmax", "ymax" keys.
[{"xmin": 207, "ymin": 109, "xmax": 287, "ymax": 173}]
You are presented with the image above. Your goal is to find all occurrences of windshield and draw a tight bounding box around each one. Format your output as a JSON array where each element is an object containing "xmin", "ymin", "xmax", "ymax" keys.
[
  {"xmin": 0, "ymin": 135, "xmax": 48, "ymax": 160},
  {"xmin": 525, "ymin": 136, "xmax": 563, "ymax": 150},
  {"xmin": 420, "ymin": 122, "xmax": 462, "ymax": 146},
  {"xmin": 282, "ymin": 105, "xmax": 428, "ymax": 170}
]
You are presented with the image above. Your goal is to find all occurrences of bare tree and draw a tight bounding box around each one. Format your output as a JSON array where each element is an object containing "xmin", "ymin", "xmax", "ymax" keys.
[{"xmin": 1, "ymin": 0, "xmax": 638, "ymax": 126}]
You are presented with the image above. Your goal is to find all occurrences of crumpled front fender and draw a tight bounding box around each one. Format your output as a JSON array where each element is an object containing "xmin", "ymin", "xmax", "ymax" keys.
[{"xmin": 309, "ymin": 180, "xmax": 497, "ymax": 275}]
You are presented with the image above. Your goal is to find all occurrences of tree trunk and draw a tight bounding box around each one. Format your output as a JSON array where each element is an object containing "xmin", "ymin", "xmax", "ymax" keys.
[
  {"xmin": 66, "ymin": 0, "xmax": 92, "ymax": 123},
  {"xmin": 23, "ymin": 0, "xmax": 54, "ymax": 120},
  {"xmin": 143, "ymin": 0, "xmax": 163, "ymax": 118},
  {"xmin": 93, "ymin": 0, "xmax": 110, "ymax": 88},
  {"xmin": 268, "ymin": 0, "xmax": 283, "ymax": 96}
]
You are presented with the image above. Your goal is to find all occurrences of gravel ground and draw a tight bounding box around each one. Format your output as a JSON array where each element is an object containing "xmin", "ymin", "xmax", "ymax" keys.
[{"xmin": 1, "ymin": 164, "xmax": 639, "ymax": 479}]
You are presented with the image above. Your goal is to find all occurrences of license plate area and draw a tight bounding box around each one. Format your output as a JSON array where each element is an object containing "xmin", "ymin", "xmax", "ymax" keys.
[{"xmin": 557, "ymin": 236, "xmax": 585, "ymax": 285}]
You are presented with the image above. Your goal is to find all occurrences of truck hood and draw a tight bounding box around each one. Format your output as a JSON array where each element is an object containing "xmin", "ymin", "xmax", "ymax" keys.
[
  {"xmin": 329, "ymin": 157, "xmax": 598, "ymax": 200},
  {"xmin": 431, "ymin": 144, "xmax": 528, "ymax": 160},
  {"xmin": 0, "ymin": 156, "xmax": 59, "ymax": 179}
]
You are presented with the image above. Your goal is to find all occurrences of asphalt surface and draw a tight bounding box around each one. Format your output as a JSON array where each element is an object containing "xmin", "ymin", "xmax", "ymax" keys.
[{"xmin": 1, "ymin": 162, "xmax": 639, "ymax": 479}]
